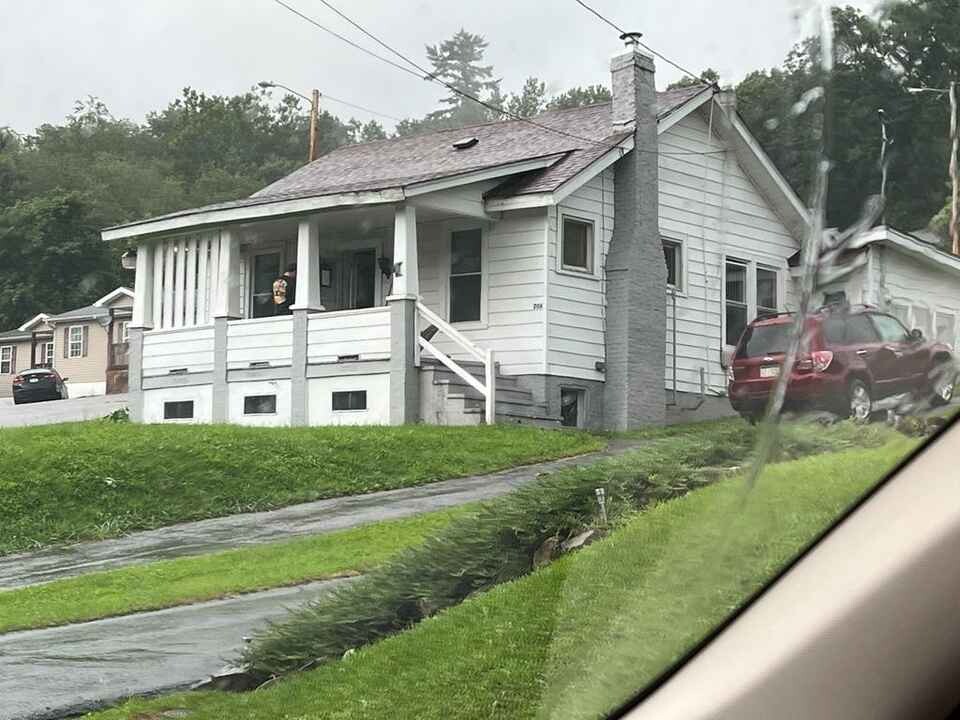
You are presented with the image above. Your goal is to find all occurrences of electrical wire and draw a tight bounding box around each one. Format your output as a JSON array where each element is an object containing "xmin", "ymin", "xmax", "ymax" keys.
[
  {"xmin": 573, "ymin": 0, "xmax": 715, "ymax": 85},
  {"xmin": 321, "ymin": 93, "xmax": 404, "ymax": 122},
  {"xmin": 272, "ymin": 0, "xmax": 725, "ymax": 156}
]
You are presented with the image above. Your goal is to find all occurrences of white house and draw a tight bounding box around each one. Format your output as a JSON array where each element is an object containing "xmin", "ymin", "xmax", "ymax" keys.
[{"xmin": 102, "ymin": 39, "xmax": 815, "ymax": 430}]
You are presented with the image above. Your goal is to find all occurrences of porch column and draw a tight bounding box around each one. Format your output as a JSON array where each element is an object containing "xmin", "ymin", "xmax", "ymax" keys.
[
  {"xmin": 212, "ymin": 228, "xmax": 240, "ymax": 422},
  {"xmin": 129, "ymin": 243, "xmax": 155, "ymax": 422},
  {"xmin": 386, "ymin": 204, "xmax": 420, "ymax": 425},
  {"xmin": 290, "ymin": 216, "xmax": 323, "ymax": 426}
]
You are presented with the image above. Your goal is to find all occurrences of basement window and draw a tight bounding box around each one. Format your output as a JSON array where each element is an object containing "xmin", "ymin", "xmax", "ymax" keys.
[
  {"xmin": 163, "ymin": 400, "xmax": 194, "ymax": 420},
  {"xmin": 561, "ymin": 217, "xmax": 594, "ymax": 273},
  {"xmin": 244, "ymin": 394, "xmax": 277, "ymax": 415},
  {"xmin": 332, "ymin": 390, "xmax": 367, "ymax": 411},
  {"xmin": 560, "ymin": 387, "xmax": 584, "ymax": 428}
]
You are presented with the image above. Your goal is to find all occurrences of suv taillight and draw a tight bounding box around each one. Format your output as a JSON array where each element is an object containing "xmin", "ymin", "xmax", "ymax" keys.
[{"xmin": 796, "ymin": 351, "xmax": 834, "ymax": 373}]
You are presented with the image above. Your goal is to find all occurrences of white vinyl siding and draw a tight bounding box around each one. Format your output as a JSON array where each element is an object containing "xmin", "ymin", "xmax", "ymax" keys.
[
  {"xmin": 419, "ymin": 210, "xmax": 548, "ymax": 376},
  {"xmin": 226, "ymin": 315, "xmax": 294, "ymax": 370}
]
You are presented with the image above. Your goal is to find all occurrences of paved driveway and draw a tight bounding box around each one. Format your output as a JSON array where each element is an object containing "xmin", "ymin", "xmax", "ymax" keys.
[{"xmin": 0, "ymin": 394, "xmax": 128, "ymax": 428}]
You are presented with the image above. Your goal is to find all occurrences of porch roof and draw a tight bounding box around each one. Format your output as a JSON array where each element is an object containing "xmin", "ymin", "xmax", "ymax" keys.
[{"xmin": 102, "ymin": 86, "xmax": 709, "ymax": 241}]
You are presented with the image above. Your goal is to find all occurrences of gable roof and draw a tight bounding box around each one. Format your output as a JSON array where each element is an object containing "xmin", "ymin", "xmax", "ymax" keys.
[
  {"xmin": 102, "ymin": 86, "xmax": 710, "ymax": 240},
  {"xmin": 92, "ymin": 286, "xmax": 134, "ymax": 307},
  {"xmin": 18, "ymin": 313, "xmax": 49, "ymax": 332}
]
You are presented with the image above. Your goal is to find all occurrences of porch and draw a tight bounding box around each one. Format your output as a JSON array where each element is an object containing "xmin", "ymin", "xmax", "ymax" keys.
[{"xmin": 129, "ymin": 203, "xmax": 514, "ymax": 426}]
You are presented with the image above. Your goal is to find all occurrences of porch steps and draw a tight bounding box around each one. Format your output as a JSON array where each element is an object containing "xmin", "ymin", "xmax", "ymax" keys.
[{"xmin": 421, "ymin": 359, "xmax": 562, "ymax": 428}]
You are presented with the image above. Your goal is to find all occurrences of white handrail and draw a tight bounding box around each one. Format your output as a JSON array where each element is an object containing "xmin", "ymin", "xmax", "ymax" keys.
[
  {"xmin": 416, "ymin": 302, "xmax": 486, "ymax": 363},
  {"xmin": 416, "ymin": 301, "xmax": 495, "ymax": 424}
]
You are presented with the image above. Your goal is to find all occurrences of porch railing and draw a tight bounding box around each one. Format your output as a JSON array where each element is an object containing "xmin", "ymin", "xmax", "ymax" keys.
[{"xmin": 416, "ymin": 301, "xmax": 496, "ymax": 424}]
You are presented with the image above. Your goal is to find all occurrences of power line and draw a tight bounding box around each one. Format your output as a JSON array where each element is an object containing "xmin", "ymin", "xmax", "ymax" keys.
[
  {"xmin": 271, "ymin": 0, "xmax": 725, "ymax": 157},
  {"xmin": 573, "ymin": 0, "xmax": 713, "ymax": 85},
  {"xmin": 321, "ymin": 93, "xmax": 405, "ymax": 122}
]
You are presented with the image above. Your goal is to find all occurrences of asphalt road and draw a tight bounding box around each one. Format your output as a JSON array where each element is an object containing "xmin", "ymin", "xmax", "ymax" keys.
[
  {"xmin": 0, "ymin": 394, "xmax": 128, "ymax": 428},
  {"xmin": 0, "ymin": 578, "xmax": 349, "ymax": 720}
]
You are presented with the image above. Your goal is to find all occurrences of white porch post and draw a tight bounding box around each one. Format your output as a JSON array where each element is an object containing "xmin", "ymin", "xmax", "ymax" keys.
[
  {"xmin": 290, "ymin": 216, "xmax": 324, "ymax": 311},
  {"xmin": 387, "ymin": 204, "xmax": 420, "ymax": 424},
  {"xmin": 212, "ymin": 228, "xmax": 239, "ymax": 423},
  {"xmin": 128, "ymin": 242, "xmax": 154, "ymax": 424},
  {"xmin": 290, "ymin": 216, "xmax": 323, "ymax": 426}
]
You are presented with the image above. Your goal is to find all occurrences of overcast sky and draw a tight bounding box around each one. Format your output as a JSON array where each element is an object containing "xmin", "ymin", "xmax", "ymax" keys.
[{"xmin": 4, "ymin": 0, "xmax": 880, "ymax": 135}]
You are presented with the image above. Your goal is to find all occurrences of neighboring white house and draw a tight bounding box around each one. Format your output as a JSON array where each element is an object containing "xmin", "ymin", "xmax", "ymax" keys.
[{"xmin": 103, "ymin": 39, "xmax": 818, "ymax": 430}]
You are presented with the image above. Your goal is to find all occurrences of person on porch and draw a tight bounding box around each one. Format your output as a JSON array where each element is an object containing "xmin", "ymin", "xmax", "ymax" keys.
[{"xmin": 272, "ymin": 263, "xmax": 297, "ymax": 315}]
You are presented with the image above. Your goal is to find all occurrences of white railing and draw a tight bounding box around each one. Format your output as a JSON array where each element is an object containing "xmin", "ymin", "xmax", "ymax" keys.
[
  {"xmin": 307, "ymin": 306, "xmax": 391, "ymax": 364},
  {"xmin": 142, "ymin": 324, "xmax": 215, "ymax": 377},
  {"xmin": 416, "ymin": 301, "xmax": 496, "ymax": 424}
]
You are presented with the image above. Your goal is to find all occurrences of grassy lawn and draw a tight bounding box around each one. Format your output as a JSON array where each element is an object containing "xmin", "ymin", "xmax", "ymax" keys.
[
  {"xmin": 88, "ymin": 437, "xmax": 914, "ymax": 720},
  {"xmin": 0, "ymin": 507, "xmax": 468, "ymax": 634},
  {"xmin": 0, "ymin": 423, "xmax": 601, "ymax": 555}
]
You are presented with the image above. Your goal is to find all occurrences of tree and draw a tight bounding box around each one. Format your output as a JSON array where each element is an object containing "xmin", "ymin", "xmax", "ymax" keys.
[
  {"xmin": 0, "ymin": 192, "xmax": 122, "ymax": 329},
  {"xmin": 424, "ymin": 29, "xmax": 501, "ymax": 126},
  {"xmin": 667, "ymin": 68, "xmax": 719, "ymax": 90},
  {"xmin": 505, "ymin": 77, "xmax": 547, "ymax": 118},
  {"xmin": 546, "ymin": 85, "xmax": 611, "ymax": 110}
]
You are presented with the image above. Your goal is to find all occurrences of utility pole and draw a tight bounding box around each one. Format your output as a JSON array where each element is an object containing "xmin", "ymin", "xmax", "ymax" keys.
[{"xmin": 308, "ymin": 89, "xmax": 320, "ymax": 163}]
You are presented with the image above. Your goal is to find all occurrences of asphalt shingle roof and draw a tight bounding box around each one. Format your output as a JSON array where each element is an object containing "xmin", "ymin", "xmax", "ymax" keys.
[
  {"xmin": 0, "ymin": 329, "xmax": 30, "ymax": 342},
  {"xmin": 105, "ymin": 85, "xmax": 710, "ymax": 231},
  {"xmin": 46, "ymin": 305, "xmax": 109, "ymax": 322}
]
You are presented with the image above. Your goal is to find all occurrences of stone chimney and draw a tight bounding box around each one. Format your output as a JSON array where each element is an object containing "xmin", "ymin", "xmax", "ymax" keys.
[{"xmin": 603, "ymin": 33, "xmax": 666, "ymax": 429}]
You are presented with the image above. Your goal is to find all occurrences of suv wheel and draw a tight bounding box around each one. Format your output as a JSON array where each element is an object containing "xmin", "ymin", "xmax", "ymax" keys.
[
  {"xmin": 929, "ymin": 361, "xmax": 956, "ymax": 407},
  {"xmin": 847, "ymin": 379, "xmax": 873, "ymax": 423}
]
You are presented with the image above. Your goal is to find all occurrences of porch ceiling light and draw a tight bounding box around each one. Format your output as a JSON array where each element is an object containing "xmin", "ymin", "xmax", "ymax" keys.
[{"xmin": 120, "ymin": 248, "xmax": 137, "ymax": 270}]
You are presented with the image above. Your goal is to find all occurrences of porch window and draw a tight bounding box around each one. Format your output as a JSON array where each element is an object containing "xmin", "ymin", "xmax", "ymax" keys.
[
  {"xmin": 251, "ymin": 252, "xmax": 282, "ymax": 318},
  {"xmin": 332, "ymin": 390, "xmax": 367, "ymax": 411},
  {"xmin": 663, "ymin": 239, "xmax": 682, "ymax": 290},
  {"xmin": 725, "ymin": 260, "xmax": 749, "ymax": 346},
  {"xmin": 68, "ymin": 326, "xmax": 85, "ymax": 359},
  {"xmin": 449, "ymin": 229, "xmax": 482, "ymax": 323},
  {"xmin": 561, "ymin": 217, "xmax": 593, "ymax": 273},
  {"xmin": 163, "ymin": 400, "xmax": 194, "ymax": 420},
  {"xmin": 244, "ymin": 394, "xmax": 277, "ymax": 415},
  {"xmin": 0, "ymin": 346, "xmax": 12, "ymax": 375}
]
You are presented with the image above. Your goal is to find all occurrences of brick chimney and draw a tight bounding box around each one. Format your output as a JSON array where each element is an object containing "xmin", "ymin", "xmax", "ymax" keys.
[{"xmin": 603, "ymin": 34, "xmax": 666, "ymax": 429}]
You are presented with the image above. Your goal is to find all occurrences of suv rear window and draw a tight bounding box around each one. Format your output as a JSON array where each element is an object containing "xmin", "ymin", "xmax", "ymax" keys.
[{"xmin": 735, "ymin": 323, "xmax": 792, "ymax": 358}]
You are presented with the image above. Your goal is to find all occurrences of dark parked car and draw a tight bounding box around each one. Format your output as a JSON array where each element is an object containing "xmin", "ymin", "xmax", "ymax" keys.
[
  {"xmin": 12, "ymin": 368, "xmax": 69, "ymax": 405},
  {"xmin": 728, "ymin": 305, "xmax": 956, "ymax": 423}
]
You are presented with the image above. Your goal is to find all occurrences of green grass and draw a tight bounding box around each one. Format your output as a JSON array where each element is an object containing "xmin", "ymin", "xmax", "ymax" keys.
[
  {"xmin": 0, "ymin": 423, "xmax": 602, "ymax": 555},
  {"xmin": 88, "ymin": 438, "xmax": 915, "ymax": 720},
  {"xmin": 0, "ymin": 508, "xmax": 468, "ymax": 634}
]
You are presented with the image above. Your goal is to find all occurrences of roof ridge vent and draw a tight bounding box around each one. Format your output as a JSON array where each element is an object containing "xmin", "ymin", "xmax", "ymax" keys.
[{"xmin": 452, "ymin": 136, "xmax": 479, "ymax": 150}]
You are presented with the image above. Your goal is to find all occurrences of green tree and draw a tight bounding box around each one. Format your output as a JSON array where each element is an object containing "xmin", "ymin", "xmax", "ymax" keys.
[
  {"xmin": 505, "ymin": 77, "xmax": 547, "ymax": 118},
  {"xmin": 546, "ymin": 85, "xmax": 612, "ymax": 110},
  {"xmin": 424, "ymin": 29, "xmax": 501, "ymax": 125},
  {"xmin": 667, "ymin": 68, "xmax": 719, "ymax": 90}
]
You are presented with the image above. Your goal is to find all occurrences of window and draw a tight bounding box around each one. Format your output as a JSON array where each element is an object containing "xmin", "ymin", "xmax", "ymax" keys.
[
  {"xmin": 251, "ymin": 251, "xmax": 282, "ymax": 318},
  {"xmin": 936, "ymin": 312, "xmax": 956, "ymax": 348},
  {"xmin": 332, "ymin": 390, "xmax": 367, "ymax": 411},
  {"xmin": 68, "ymin": 326, "xmax": 84, "ymax": 358},
  {"xmin": 449, "ymin": 229, "xmax": 482, "ymax": 323},
  {"xmin": 44, "ymin": 342, "xmax": 54, "ymax": 366},
  {"xmin": 870, "ymin": 313, "xmax": 909, "ymax": 343},
  {"xmin": 560, "ymin": 388, "xmax": 584, "ymax": 428},
  {"xmin": 845, "ymin": 314, "xmax": 880, "ymax": 344},
  {"xmin": 725, "ymin": 260, "xmax": 748, "ymax": 346},
  {"xmin": 0, "ymin": 346, "xmax": 12, "ymax": 375},
  {"xmin": 757, "ymin": 267, "xmax": 779, "ymax": 316},
  {"xmin": 663, "ymin": 239, "xmax": 682, "ymax": 290},
  {"xmin": 912, "ymin": 306, "xmax": 932, "ymax": 338},
  {"xmin": 561, "ymin": 217, "xmax": 593, "ymax": 273},
  {"xmin": 244, "ymin": 394, "xmax": 277, "ymax": 415},
  {"xmin": 118, "ymin": 321, "xmax": 130, "ymax": 343},
  {"xmin": 890, "ymin": 303, "xmax": 910, "ymax": 327},
  {"xmin": 163, "ymin": 400, "xmax": 194, "ymax": 420}
]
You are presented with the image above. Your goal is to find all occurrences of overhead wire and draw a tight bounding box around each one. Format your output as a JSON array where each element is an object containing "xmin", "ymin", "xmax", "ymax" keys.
[{"xmin": 271, "ymin": 0, "xmax": 725, "ymax": 156}]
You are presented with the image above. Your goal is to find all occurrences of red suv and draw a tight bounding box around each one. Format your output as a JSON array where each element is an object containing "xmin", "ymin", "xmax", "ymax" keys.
[{"xmin": 727, "ymin": 306, "xmax": 956, "ymax": 423}]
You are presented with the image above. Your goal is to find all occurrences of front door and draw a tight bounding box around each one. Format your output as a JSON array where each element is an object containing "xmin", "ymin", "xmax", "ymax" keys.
[
  {"xmin": 251, "ymin": 251, "xmax": 281, "ymax": 318},
  {"xmin": 353, "ymin": 249, "xmax": 377, "ymax": 309}
]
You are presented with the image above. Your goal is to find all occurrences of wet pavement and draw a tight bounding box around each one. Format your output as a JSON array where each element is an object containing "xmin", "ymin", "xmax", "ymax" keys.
[
  {"xmin": 0, "ymin": 440, "xmax": 640, "ymax": 590},
  {"xmin": 0, "ymin": 578, "xmax": 350, "ymax": 720}
]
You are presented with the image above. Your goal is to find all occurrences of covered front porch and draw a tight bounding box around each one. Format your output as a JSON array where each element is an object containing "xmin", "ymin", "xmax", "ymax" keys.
[{"xmin": 127, "ymin": 202, "xmax": 498, "ymax": 426}]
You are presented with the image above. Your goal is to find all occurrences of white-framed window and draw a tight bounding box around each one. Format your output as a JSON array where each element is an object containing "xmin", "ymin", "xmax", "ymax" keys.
[
  {"xmin": 68, "ymin": 326, "xmax": 84, "ymax": 359},
  {"xmin": 118, "ymin": 321, "xmax": 130, "ymax": 343},
  {"xmin": 663, "ymin": 238, "xmax": 683, "ymax": 291},
  {"xmin": 449, "ymin": 228, "xmax": 483, "ymax": 324},
  {"xmin": 935, "ymin": 310, "xmax": 956, "ymax": 349},
  {"xmin": 332, "ymin": 390, "xmax": 367, "ymax": 411},
  {"xmin": 724, "ymin": 257, "xmax": 781, "ymax": 347},
  {"xmin": 561, "ymin": 216, "xmax": 595, "ymax": 274},
  {"xmin": 44, "ymin": 341, "xmax": 54, "ymax": 366},
  {"xmin": 244, "ymin": 394, "xmax": 277, "ymax": 415},
  {"xmin": 912, "ymin": 306, "xmax": 932, "ymax": 338},
  {"xmin": 0, "ymin": 346, "xmax": 13, "ymax": 375}
]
